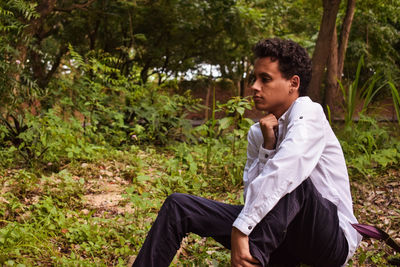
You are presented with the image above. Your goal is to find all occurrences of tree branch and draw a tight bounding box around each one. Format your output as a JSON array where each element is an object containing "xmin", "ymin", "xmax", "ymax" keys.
[
  {"xmin": 43, "ymin": 45, "xmax": 68, "ymax": 88},
  {"xmin": 337, "ymin": 0, "xmax": 357, "ymax": 80},
  {"xmin": 54, "ymin": 0, "xmax": 96, "ymax": 12}
]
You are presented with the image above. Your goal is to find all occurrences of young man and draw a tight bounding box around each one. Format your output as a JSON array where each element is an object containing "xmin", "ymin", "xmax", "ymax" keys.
[{"xmin": 133, "ymin": 38, "xmax": 361, "ymax": 267}]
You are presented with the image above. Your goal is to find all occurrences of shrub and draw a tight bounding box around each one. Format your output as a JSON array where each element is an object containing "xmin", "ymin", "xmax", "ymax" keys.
[{"xmin": 339, "ymin": 115, "xmax": 400, "ymax": 178}]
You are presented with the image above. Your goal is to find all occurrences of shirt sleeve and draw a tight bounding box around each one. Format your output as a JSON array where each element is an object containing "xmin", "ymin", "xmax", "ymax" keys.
[
  {"xmin": 243, "ymin": 127, "xmax": 275, "ymax": 201},
  {"xmin": 233, "ymin": 105, "xmax": 326, "ymax": 235}
]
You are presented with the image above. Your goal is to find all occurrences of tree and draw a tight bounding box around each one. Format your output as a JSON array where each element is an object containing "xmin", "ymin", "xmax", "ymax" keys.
[
  {"xmin": 325, "ymin": 0, "xmax": 357, "ymax": 119},
  {"xmin": 2, "ymin": 0, "xmax": 398, "ymax": 116},
  {"xmin": 308, "ymin": 0, "xmax": 341, "ymax": 104},
  {"xmin": 13, "ymin": 0, "xmax": 95, "ymax": 90},
  {"xmin": 130, "ymin": 0, "xmax": 269, "ymax": 88},
  {"xmin": 308, "ymin": 0, "xmax": 399, "ymax": 119}
]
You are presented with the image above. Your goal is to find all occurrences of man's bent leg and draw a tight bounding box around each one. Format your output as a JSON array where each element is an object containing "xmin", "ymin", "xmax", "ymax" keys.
[
  {"xmin": 248, "ymin": 179, "xmax": 348, "ymax": 267},
  {"xmin": 132, "ymin": 193, "xmax": 242, "ymax": 267}
]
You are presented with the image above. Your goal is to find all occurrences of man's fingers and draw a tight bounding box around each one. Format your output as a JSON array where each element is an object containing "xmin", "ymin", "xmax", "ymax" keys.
[
  {"xmin": 244, "ymin": 255, "xmax": 260, "ymax": 265},
  {"xmin": 248, "ymin": 259, "xmax": 260, "ymax": 264},
  {"xmin": 248, "ymin": 260, "xmax": 261, "ymax": 266},
  {"xmin": 232, "ymin": 256, "xmax": 261, "ymax": 267},
  {"xmin": 238, "ymin": 251, "xmax": 260, "ymax": 266}
]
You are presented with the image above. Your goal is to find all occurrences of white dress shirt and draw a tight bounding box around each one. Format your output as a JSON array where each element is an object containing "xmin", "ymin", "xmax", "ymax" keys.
[{"xmin": 232, "ymin": 96, "xmax": 362, "ymax": 263}]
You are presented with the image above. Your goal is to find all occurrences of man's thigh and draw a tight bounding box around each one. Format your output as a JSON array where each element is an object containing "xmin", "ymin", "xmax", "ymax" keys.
[
  {"xmin": 268, "ymin": 199, "xmax": 346, "ymax": 266},
  {"xmin": 247, "ymin": 179, "xmax": 348, "ymax": 267}
]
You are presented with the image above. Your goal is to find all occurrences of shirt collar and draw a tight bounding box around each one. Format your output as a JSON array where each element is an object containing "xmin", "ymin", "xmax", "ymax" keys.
[{"xmin": 278, "ymin": 96, "xmax": 311, "ymax": 123}]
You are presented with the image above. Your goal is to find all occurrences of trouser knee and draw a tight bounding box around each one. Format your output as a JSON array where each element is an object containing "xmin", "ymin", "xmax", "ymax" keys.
[
  {"xmin": 164, "ymin": 193, "xmax": 187, "ymax": 206},
  {"xmin": 161, "ymin": 193, "xmax": 189, "ymax": 216}
]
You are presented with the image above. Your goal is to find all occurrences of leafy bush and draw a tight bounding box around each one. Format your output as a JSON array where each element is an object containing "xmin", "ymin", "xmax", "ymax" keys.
[
  {"xmin": 126, "ymin": 86, "xmax": 202, "ymax": 145},
  {"xmin": 193, "ymin": 96, "xmax": 254, "ymax": 187},
  {"xmin": 54, "ymin": 46, "xmax": 202, "ymax": 146},
  {"xmin": 0, "ymin": 109, "xmax": 106, "ymax": 167},
  {"xmin": 339, "ymin": 115, "xmax": 400, "ymax": 177},
  {"xmin": 0, "ymin": 46, "xmax": 204, "ymax": 167}
]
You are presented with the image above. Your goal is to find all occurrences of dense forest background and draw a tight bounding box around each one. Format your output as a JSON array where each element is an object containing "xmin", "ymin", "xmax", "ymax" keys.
[{"xmin": 0, "ymin": 0, "xmax": 400, "ymax": 266}]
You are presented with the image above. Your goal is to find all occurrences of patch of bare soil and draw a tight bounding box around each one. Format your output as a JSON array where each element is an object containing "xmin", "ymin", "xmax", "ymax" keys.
[{"xmin": 80, "ymin": 163, "xmax": 134, "ymax": 216}]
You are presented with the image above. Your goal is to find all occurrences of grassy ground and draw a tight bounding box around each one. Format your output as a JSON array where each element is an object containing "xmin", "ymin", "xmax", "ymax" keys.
[{"xmin": 0, "ymin": 145, "xmax": 399, "ymax": 266}]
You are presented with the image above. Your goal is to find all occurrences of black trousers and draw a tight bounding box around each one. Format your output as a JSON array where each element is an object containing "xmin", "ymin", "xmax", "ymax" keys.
[{"xmin": 132, "ymin": 179, "xmax": 348, "ymax": 267}]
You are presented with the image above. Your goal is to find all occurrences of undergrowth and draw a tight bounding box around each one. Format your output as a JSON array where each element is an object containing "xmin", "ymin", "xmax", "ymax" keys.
[{"xmin": 1, "ymin": 114, "xmax": 399, "ymax": 265}]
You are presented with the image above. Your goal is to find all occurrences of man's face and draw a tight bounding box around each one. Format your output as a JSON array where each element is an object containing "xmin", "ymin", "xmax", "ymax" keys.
[{"xmin": 251, "ymin": 57, "xmax": 298, "ymax": 117}]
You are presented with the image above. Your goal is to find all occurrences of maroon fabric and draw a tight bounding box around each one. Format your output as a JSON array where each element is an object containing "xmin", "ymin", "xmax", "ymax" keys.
[
  {"xmin": 352, "ymin": 223, "xmax": 400, "ymax": 253},
  {"xmin": 351, "ymin": 223, "xmax": 384, "ymax": 239}
]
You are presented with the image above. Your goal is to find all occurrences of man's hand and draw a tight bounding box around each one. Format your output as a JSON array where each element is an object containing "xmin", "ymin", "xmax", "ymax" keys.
[
  {"xmin": 259, "ymin": 114, "xmax": 278, "ymax": 150},
  {"xmin": 231, "ymin": 227, "xmax": 261, "ymax": 267}
]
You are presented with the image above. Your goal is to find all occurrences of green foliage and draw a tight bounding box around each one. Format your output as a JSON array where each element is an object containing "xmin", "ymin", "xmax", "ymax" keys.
[
  {"xmin": 339, "ymin": 115, "xmax": 400, "ymax": 178},
  {"xmin": 130, "ymin": 0, "xmax": 269, "ymax": 83},
  {"xmin": 56, "ymin": 46, "xmax": 135, "ymax": 146},
  {"xmin": 62, "ymin": 46, "xmax": 201, "ymax": 145},
  {"xmin": 339, "ymin": 56, "xmax": 400, "ymax": 127},
  {"xmin": 0, "ymin": 46, "xmax": 203, "ymax": 167},
  {"xmin": 339, "ymin": 56, "xmax": 385, "ymax": 127},
  {"xmin": 352, "ymin": 242, "xmax": 396, "ymax": 266},
  {"xmin": 388, "ymin": 81, "xmax": 400, "ymax": 126},
  {"xmin": 127, "ymin": 86, "xmax": 202, "ymax": 145},
  {"xmin": 192, "ymin": 96, "xmax": 253, "ymax": 188},
  {"xmin": 346, "ymin": 0, "xmax": 400, "ymax": 84},
  {"xmin": 0, "ymin": 0, "xmax": 39, "ymax": 109},
  {"xmin": 0, "ymin": 109, "xmax": 106, "ymax": 167},
  {"xmin": 0, "ymin": 167, "xmax": 140, "ymax": 266}
]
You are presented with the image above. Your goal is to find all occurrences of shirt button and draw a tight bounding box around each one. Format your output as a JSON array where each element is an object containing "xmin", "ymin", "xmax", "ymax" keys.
[{"xmin": 248, "ymin": 226, "xmax": 252, "ymax": 230}]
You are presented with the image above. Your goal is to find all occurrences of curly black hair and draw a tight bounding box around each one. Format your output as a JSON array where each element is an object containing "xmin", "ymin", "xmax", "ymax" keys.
[{"xmin": 253, "ymin": 38, "xmax": 312, "ymax": 96}]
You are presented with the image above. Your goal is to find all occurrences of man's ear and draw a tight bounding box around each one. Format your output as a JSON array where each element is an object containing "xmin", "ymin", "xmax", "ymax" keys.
[
  {"xmin": 290, "ymin": 75, "xmax": 300, "ymax": 90},
  {"xmin": 289, "ymin": 75, "xmax": 300, "ymax": 95}
]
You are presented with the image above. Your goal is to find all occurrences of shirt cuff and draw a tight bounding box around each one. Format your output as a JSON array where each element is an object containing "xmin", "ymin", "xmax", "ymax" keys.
[
  {"xmin": 258, "ymin": 144, "xmax": 275, "ymax": 163},
  {"xmin": 232, "ymin": 214, "xmax": 258, "ymax": 236}
]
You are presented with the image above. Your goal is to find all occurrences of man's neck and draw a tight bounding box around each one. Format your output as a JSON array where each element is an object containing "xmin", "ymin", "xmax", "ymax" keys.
[{"xmin": 272, "ymin": 96, "xmax": 299, "ymax": 119}]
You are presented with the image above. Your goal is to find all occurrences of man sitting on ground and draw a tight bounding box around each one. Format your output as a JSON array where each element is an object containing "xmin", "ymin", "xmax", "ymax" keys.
[{"xmin": 132, "ymin": 37, "xmax": 362, "ymax": 267}]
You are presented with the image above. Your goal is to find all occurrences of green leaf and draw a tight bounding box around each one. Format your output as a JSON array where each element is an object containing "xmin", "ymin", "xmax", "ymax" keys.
[
  {"xmin": 218, "ymin": 117, "xmax": 234, "ymax": 131},
  {"xmin": 236, "ymin": 107, "xmax": 245, "ymax": 116}
]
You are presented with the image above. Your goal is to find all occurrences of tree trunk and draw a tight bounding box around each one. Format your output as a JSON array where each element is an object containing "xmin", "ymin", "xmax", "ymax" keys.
[
  {"xmin": 308, "ymin": 0, "xmax": 341, "ymax": 103},
  {"xmin": 337, "ymin": 0, "xmax": 356, "ymax": 80},
  {"xmin": 140, "ymin": 63, "xmax": 150, "ymax": 84},
  {"xmin": 239, "ymin": 79, "xmax": 245, "ymax": 98},
  {"xmin": 13, "ymin": 44, "xmax": 27, "ymax": 96},
  {"xmin": 31, "ymin": 49, "xmax": 46, "ymax": 88},
  {"xmin": 325, "ymin": 26, "xmax": 339, "ymax": 120}
]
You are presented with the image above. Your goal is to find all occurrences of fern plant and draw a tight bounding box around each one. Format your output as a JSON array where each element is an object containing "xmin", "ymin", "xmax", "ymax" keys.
[{"xmin": 0, "ymin": 0, "xmax": 39, "ymax": 111}]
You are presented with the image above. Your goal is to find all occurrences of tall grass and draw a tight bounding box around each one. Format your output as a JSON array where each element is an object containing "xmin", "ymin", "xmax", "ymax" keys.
[
  {"xmin": 388, "ymin": 81, "xmax": 400, "ymax": 126},
  {"xmin": 339, "ymin": 56, "xmax": 399, "ymax": 127}
]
